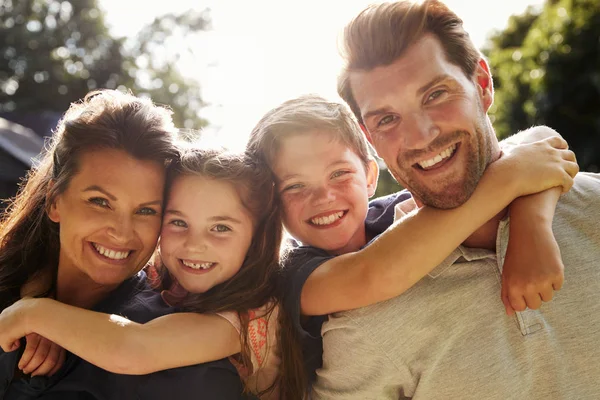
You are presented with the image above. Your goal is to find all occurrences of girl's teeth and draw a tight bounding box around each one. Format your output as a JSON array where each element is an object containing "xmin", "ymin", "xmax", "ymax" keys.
[
  {"xmin": 182, "ymin": 260, "xmax": 214, "ymax": 270},
  {"xmin": 93, "ymin": 243, "xmax": 130, "ymax": 260},
  {"xmin": 311, "ymin": 211, "xmax": 344, "ymax": 226}
]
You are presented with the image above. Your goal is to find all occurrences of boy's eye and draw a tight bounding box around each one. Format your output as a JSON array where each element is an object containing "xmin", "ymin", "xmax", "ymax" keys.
[
  {"xmin": 169, "ymin": 219, "xmax": 187, "ymax": 228},
  {"xmin": 137, "ymin": 207, "xmax": 158, "ymax": 216},
  {"xmin": 89, "ymin": 197, "xmax": 109, "ymax": 208},
  {"xmin": 212, "ymin": 224, "xmax": 231, "ymax": 233},
  {"xmin": 377, "ymin": 115, "xmax": 396, "ymax": 127},
  {"xmin": 331, "ymin": 170, "xmax": 350, "ymax": 179}
]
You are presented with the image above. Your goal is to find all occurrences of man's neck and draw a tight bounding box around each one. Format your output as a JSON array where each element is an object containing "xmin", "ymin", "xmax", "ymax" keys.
[{"xmin": 462, "ymin": 208, "xmax": 508, "ymax": 251}]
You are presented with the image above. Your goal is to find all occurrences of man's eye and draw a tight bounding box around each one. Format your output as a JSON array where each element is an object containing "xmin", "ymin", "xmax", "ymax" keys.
[
  {"xmin": 377, "ymin": 115, "xmax": 396, "ymax": 127},
  {"xmin": 138, "ymin": 207, "xmax": 158, "ymax": 216},
  {"xmin": 89, "ymin": 197, "xmax": 109, "ymax": 208},
  {"xmin": 169, "ymin": 219, "xmax": 187, "ymax": 228},
  {"xmin": 212, "ymin": 224, "xmax": 231, "ymax": 233},
  {"xmin": 427, "ymin": 90, "xmax": 446, "ymax": 102},
  {"xmin": 331, "ymin": 170, "xmax": 350, "ymax": 179}
]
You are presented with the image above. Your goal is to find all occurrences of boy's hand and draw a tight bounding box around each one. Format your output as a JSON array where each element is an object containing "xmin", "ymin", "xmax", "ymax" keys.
[
  {"xmin": 501, "ymin": 203, "xmax": 564, "ymax": 315},
  {"xmin": 19, "ymin": 333, "xmax": 66, "ymax": 377},
  {"xmin": 500, "ymin": 136, "xmax": 578, "ymax": 197}
]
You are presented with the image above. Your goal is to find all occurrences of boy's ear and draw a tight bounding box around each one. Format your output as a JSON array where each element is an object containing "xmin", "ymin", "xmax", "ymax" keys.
[
  {"xmin": 475, "ymin": 58, "xmax": 494, "ymax": 111},
  {"xmin": 359, "ymin": 123, "xmax": 374, "ymax": 145},
  {"xmin": 366, "ymin": 159, "xmax": 379, "ymax": 198}
]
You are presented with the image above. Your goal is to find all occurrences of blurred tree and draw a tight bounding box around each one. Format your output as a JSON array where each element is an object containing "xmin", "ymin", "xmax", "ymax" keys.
[
  {"xmin": 485, "ymin": 0, "xmax": 600, "ymax": 172},
  {"xmin": 0, "ymin": 0, "xmax": 208, "ymax": 128}
]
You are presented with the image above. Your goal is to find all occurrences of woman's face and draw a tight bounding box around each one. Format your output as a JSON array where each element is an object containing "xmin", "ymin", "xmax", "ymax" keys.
[{"xmin": 49, "ymin": 148, "xmax": 166, "ymax": 291}]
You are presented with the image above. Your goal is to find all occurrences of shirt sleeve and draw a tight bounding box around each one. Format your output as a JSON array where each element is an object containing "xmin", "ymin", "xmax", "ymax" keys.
[{"xmin": 312, "ymin": 312, "xmax": 414, "ymax": 400}]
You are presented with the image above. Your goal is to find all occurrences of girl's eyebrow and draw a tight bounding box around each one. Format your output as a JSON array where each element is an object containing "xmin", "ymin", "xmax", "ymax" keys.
[
  {"xmin": 164, "ymin": 209, "xmax": 185, "ymax": 217},
  {"xmin": 209, "ymin": 216, "xmax": 243, "ymax": 224}
]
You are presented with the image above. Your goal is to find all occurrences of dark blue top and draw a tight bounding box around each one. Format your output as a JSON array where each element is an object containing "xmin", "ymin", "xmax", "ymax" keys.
[
  {"xmin": 0, "ymin": 271, "xmax": 250, "ymax": 400},
  {"xmin": 280, "ymin": 190, "xmax": 411, "ymax": 382}
]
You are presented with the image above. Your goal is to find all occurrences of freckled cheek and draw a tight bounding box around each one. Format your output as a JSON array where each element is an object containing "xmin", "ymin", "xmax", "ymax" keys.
[{"xmin": 281, "ymin": 195, "xmax": 307, "ymax": 221}]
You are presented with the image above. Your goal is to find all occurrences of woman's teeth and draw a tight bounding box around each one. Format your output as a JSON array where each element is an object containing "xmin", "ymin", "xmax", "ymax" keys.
[
  {"xmin": 182, "ymin": 260, "xmax": 214, "ymax": 270},
  {"xmin": 93, "ymin": 243, "xmax": 130, "ymax": 260},
  {"xmin": 311, "ymin": 211, "xmax": 344, "ymax": 226},
  {"xmin": 417, "ymin": 143, "xmax": 457, "ymax": 169}
]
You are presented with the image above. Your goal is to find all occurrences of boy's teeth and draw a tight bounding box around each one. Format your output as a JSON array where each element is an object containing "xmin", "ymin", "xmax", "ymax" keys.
[
  {"xmin": 418, "ymin": 144, "xmax": 457, "ymax": 169},
  {"xmin": 182, "ymin": 260, "xmax": 214, "ymax": 270},
  {"xmin": 311, "ymin": 211, "xmax": 344, "ymax": 226},
  {"xmin": 93, "ymin": 243, "xmax": 130, "ymax": 260}
]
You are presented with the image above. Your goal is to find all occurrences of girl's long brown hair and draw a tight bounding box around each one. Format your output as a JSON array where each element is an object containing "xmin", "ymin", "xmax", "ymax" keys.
[
  {"xmin": 0, "ymin": 90, "xmax": 178, "ymax": 310},
  {"xmin": 156, "ymin": 145, "xmax": 305, "ymax": 399}
]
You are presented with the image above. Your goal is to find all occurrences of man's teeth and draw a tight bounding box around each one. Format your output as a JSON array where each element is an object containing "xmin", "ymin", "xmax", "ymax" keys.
[
  {"xmin": 182, "ymin": 260, "xmax": 214, "ymax": 270},
  {"xmin": 418, "ymin": 144, "xmax": 457, "ymax": 169},
  {"xmin": 311, "ymin": 211, "xmax": 344, "ymax": 226},
  {"xmin": 93, "ymin": 243, "xmax": 130, "ymax": 260}
]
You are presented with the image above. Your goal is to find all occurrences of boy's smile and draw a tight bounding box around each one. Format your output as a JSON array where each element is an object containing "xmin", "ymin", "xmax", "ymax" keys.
[{"xmin": 272, "ymin": 129, "xmax": 378, "ymax": 254}]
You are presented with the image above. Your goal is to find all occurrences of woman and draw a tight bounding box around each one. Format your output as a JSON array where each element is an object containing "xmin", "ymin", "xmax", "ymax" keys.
[{"xmin": 0, "ymin": 90, "xmax": 248, "ymax": 399}]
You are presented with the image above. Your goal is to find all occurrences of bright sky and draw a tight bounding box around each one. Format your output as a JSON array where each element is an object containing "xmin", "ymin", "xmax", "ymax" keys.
[{"xmin": 100, "ymin": 0, "xmax": 545, "ymax": 149}]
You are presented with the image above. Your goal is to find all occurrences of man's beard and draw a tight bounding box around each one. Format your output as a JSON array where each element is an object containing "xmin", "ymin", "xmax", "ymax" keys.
[{"xmin": 391, "ymin": 127, "xmax": 493, "ymax": 209}]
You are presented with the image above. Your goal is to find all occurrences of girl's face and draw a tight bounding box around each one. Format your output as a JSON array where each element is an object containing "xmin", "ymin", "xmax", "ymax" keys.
[{"xmin": 159, "ymin": 174, "xmax": 254, "ymax": 294}]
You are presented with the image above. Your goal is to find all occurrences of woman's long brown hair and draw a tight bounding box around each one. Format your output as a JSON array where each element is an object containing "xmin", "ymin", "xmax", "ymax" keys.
[{"xmin": 0, "ymin": 90, "xmax": 178, "ymax": 310}]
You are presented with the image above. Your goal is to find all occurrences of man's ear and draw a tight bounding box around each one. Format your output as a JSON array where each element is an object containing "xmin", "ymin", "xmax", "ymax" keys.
[
  {"xmin": 46, "ymin": 180, "xmax": 60, "ymax": 223},
  {"xmin": 475, "ymin": 58, "xmax": 494, "ymax": 112},
  {"xmin": 359, "ymin": 123, "xmax": 374, "ymax": 145},
  {"xmin": 366, "ymin": 159, "xmax": 379, "ymax": 198}
]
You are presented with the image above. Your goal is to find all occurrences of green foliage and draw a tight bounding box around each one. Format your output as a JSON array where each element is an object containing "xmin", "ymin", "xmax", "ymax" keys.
[
  {"xmin": 485, "ymin": 0, "xmax": 600, "ymax": 172},
  {"xmin": 0, "ymin": 0, "xmax": 208, "ymax": 128}
]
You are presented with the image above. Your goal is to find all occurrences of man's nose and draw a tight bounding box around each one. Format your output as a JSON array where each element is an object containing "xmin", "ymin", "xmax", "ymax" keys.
[{"xmin": 402, "ymin": 112, "xmax": 441, "ymax": 150}]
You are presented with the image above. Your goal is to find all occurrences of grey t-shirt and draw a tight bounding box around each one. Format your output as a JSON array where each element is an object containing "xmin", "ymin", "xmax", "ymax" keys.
[{"xmin": 313, "ymin": 173, "xmax": 600, "ymax": 400}]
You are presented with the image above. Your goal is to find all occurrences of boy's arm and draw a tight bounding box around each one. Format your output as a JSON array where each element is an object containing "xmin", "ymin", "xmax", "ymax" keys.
[
  {"xmin": 301, "ymin": 130, "xmax": 577, "ymax": 316},
  {"xmin": 502, "ymin": 188, "xmax": 563, "ymax": 315},
  {"xmin": 0, "ymin": 297, "xmax": 240, "ymax": 374}
]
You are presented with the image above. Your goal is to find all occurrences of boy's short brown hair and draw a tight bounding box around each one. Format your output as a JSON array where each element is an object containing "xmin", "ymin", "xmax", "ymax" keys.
[
  {"xmin": 247, "ymin": 94, "xmax": 374, "ymax": 173},
  {"xmin": 338, "ymin": 0, "xmax": 481, "ymax": 123}
]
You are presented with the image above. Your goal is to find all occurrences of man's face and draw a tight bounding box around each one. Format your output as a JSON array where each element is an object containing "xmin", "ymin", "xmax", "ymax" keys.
[
  {"xmin": 271, "ymin": 130, "xmax": 378, "ymax": 255},
  {"xmin": 350, "ymin": 34, "xmax": 500, "ymax": 209}
]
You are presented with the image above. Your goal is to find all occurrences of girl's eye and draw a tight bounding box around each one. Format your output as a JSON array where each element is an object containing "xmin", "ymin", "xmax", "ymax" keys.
[
  {"xmin": 282, "ymin": 183, "xmax": 303, "ymax": 192},
  {"xmin": 89, "ymin": 197, "xmax": 109, "ymax": 208},
  {"xmin": 427, "ymin": 89, "xmax": 446, "ymax": 102},
  {"xmin": 169, "ymin": 219, "xmax": 187, "ymax": 228},
  {"xmin": 212, "ymin": 224, "xmax": 231, "ymax": 233},
  {"xmin": 137, "ymin": 207, "xmax": 158, "ymax": 216},
  {"xmin": 331, "ymin": 170, "xmax": 350, "ymax": 179},
  {"xmin": 377, "ymin": 115, "xmax": 396, "ymax": 127}
]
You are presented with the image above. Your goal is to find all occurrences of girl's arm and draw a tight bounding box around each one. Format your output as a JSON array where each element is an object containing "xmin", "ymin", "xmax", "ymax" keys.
[
  {"xmin": 301, "ymin": 128, "xmax": 578, "ymax": 316},
  {"xmin": 0, "ymin": 297, "xmax": 240, "ymax": 375}
]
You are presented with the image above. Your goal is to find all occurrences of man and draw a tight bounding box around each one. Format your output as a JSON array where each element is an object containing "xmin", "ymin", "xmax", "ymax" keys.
[{"xmin": 312, "ymin": 1, "xmax": 600, "ymax": 398}]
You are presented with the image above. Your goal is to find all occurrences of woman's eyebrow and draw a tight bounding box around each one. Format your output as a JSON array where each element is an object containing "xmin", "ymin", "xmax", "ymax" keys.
[{"xmin": 83, "ymin": 185, "xmax": 116, "ymax": 200}]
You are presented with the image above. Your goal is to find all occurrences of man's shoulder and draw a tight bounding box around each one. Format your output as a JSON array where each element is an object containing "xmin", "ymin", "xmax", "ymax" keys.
[
  {"xmin": 558, "ymin": 172, "xmax": 600, "ymax": 214},
  {"xmin": 366, "ymin": 189, "xmax": 412, "ymax": 236}
]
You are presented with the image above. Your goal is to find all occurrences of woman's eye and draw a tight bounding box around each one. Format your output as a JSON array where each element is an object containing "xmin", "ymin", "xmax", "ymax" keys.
[
  {"xmin": 89, "ymin": 197, "xmax": 109, "ymax": 208},
  {"xmin": 212, "ymin": 224, "xmax": 231, "ymax": 233},
  {"xmin": 169, "ymin": 219, "xmax": 187, "ymax": 228},
  {"xmin": 331, "ymin": 170, "xmax": 350, "ymax": 179},
  {"xmin": 377, "ymin": 115, "xmax": 396, "ymax": 127},
  {"xmin": 137, "ymin": 207, "xmax": 158, "ymax": 216}
]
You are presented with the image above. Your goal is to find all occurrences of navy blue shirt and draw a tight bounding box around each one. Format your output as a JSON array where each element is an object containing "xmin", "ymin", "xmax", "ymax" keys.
[
  {"xmin": 280, "ymin": 190, "xmax": 411, "ymax": 382},
  {"xmin": 0, "ymin": 271, "xmax": 250, "ymax": 400}
]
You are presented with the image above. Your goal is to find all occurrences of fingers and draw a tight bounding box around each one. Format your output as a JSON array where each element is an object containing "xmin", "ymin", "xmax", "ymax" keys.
[
  {"xmin": 544, "ymin": 135, "xmax": 569, "ymax": 150},
  {"xmin": 18, "ymin": 333, "xmax": 41, "ymax": 370},
  {"xmin": 30, "ymin": 342, "xmax": 62, "ymax": 377},
  {"xmin": 539, "ymin": 287, "xmax": 554, "ymax": 302},
  {"xmin": 523, "ymin": 292, "xmax": 542, "ymax": 310},
  {"xmin": 0, "ymin": 339, "xmax": 21, "ymax": 353},
  {"xmin": 507, "ymin": 293, "xmax": 527, "ymax": 314},
  {"xmin": 48, "ymin": 347, "xmax": 66, "ymax": 377},
  {"xmin": 20, "ymin": 334, "xmax": 51, "ymax": 375},
  {"xmin": 501, "ymin": 280, "xmax": 515, "ymax": 316}
]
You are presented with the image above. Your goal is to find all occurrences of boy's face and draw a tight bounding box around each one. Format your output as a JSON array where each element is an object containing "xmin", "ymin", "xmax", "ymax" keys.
[{"xmin": 272, "ymin": 130, "xmax": 378, "ymax": 255}]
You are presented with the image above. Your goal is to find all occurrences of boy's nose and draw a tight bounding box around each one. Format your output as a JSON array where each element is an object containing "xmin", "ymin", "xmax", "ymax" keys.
[{"xmin": 311, "ymin": 185, "xmax": 336, "ymax": 206}]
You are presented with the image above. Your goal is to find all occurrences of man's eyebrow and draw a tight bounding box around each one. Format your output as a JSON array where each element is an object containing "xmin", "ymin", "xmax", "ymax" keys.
[
  {"xmin": 83, "ymin": 185, "xmax": 116, "ymax": 201},
  {"xmin": 417, "ymin": 74, "xmax": 451, "ymax": 96},
  {"xmin": 363, "ymin": 106, "xmax": 393, "ymax": 122}
]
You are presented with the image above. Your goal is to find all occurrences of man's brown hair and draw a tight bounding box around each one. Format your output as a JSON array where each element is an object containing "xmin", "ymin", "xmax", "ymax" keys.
[{"xmin": 338, "ymin": 0, "xmax": 481, "ymax": 123}]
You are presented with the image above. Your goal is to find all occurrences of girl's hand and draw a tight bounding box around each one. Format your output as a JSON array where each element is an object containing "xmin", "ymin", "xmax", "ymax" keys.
[
  {"xmin": 19, "ymin": 333, "xmax": 66, "ymax": 377},
  {"xmin": 500, "ymin": 136, "xmax": 578, "ymax": 197}
]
